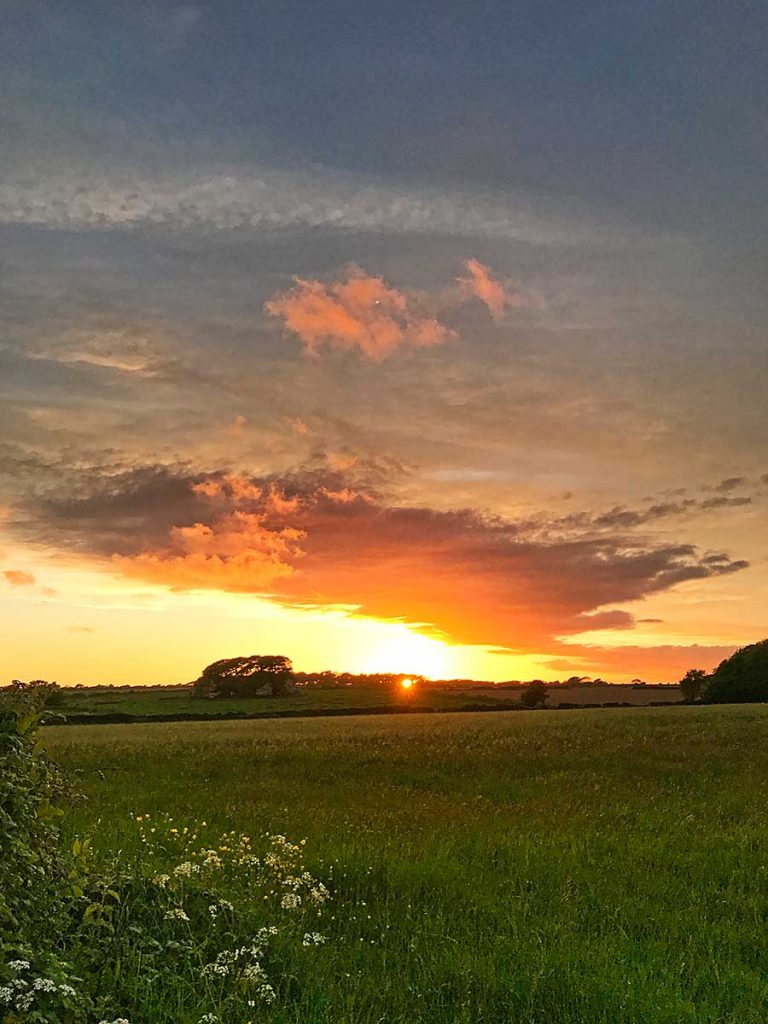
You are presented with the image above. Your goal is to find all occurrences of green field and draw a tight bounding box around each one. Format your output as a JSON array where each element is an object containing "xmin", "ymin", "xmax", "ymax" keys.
[
  {"xmin": 46, "ymin": 704, "xmax": 768, "ymax": 1023},
  {"xmin": 52, "ymin": 682, "xmax": 681, "ymax": 721}
]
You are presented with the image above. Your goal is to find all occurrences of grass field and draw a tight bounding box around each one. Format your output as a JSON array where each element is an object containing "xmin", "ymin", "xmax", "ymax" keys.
[
  {"xmin": 52, "ymin": 682, "xmax": 681, "ymax": 721},
  {"xmin": 45, "ymin": 704, "xmax": 768, "ymax": 1023}
]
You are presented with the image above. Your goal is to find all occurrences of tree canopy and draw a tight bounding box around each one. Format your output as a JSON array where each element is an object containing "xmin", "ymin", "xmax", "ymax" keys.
[
  {"xmin": 701, "ymin": 639, "xmax": 768, "ymax": 704},
  {"xmin": 193, "ymin": 655, "xmax": 294, "ymax": 698}
]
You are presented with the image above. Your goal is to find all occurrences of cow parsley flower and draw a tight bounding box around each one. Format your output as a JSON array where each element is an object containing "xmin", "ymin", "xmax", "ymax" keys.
[
  {"xmin": 165, "ymin": 907, "xmax": 190, "ymax": 922},
  {"xmin": 32, "ymin": 977, "xmax": 57, "ymax": 992}
]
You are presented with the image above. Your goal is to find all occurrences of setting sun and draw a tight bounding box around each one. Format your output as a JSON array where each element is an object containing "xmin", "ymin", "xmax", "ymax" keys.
[
  {"xmin": 400, "ymin": 677, "xmax": 414, "ymax": 690},
  {"xmin": 357, "ymin": 625, "xmax": 452, "ymax": 679}
]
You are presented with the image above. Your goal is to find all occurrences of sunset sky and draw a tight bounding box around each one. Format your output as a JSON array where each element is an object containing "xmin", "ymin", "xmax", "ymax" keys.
[{"xmin": 1, "ymin": 1, "xmax": 766, "ymax": 685}]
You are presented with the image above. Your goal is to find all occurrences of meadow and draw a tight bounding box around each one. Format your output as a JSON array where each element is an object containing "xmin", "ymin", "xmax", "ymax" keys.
[
  {"xmin": 52, "ymin": 682, "xmax": 681, "ymax": 722},
  {"xmin": 45, "ymin": 704, "xmax": 768, "ymax": 1024}
]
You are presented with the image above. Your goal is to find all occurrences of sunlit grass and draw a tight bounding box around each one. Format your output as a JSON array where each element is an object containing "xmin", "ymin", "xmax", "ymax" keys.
[{"xmin": 47, "ymin": 705, "xmax": 768, "ymax": 1023}]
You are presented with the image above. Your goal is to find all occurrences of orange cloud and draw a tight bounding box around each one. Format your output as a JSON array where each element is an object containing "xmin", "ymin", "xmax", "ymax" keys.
[
  {"xmin": 37, "ymin": 466, "xmax": 744, "ymax": 660},
  {"xmin": 457, "ymin": 259, "xmax": 522, "ymax": 321},
  {"xmin": 115, "ymin": 509, "xmax": 304, "ymax": 593},
  {"xmin": 265, "ymin": 266, "xmax": 454, "ymax": 360},
  {"xmin": 3, "ymin": 569, "xmax": 36, "ymax": 587}
]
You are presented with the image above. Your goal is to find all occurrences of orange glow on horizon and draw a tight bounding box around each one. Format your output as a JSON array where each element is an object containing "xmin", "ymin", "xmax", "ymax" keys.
[{"xmin": 400, "ymin": 677, "xmax": 414, "ymax": 690}]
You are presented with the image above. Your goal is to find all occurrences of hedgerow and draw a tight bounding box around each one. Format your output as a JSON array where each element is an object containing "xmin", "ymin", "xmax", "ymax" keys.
[{"xmin": 0, "ymin": 684, "xmax": 332, "ymax": 1024}]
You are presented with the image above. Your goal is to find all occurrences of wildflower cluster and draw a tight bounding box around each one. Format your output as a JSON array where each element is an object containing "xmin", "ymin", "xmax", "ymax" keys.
[
  {"xmin": 0, "ymin": 951, "xmax": 86, "ymax": 1021},
  {"xmin": 72, "ymin": 814, "xmax": 333, "ymax": 1022},
  {"xmin": 0, "ymin": 692, "xmax": 335, "ymax": 1024}
]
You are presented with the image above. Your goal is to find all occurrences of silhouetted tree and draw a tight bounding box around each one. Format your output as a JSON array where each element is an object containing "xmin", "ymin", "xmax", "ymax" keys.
[
  {"xmin": 679, "ymin": 668, "xmax": 707, "ymax": 704},
  {"xmin": 193, "ymin": 655, "xmax": 294, "ymax": 698},
  {"xmin": 701, "ymin": 640, "xmax": 768, "ymax": 703},
  {"xmin": 520, "ymin": 680, "xmax": 549, "ymax": 708}
]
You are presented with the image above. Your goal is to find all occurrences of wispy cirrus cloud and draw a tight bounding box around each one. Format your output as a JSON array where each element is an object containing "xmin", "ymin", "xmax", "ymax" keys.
[{"xmin": 0, "ymin": 166, "xmax": 644, "ymax": 248}]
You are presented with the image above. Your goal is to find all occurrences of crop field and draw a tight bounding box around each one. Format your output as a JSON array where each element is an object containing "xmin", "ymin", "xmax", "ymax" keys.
[
  {"xmin": 45, "ymin": 704, "xmax": 768, "ymax": 1024},
  {"xmin": 52, "ymin": 682, "xmax": 681, "ymax": 721}
]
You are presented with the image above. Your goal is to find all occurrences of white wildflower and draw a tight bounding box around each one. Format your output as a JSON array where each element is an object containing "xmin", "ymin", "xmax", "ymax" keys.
[
  {"xmin": 7, "ymin": 961, "xmax": 30, "ymax": 973},
  {"xmin": 173, "ymin": 861, "xmax": 199, "ymax": 877},
  {"xmin": 0, "ymin": 987, "xmax": 13, "ymax": 1003},
  {"xmin": 153, "ymin": 874, "xmax": 170, "ymax": 887},
  {"xmin": 202, "ymin": 963, "xmax": 229, "ymax": 978},
  {"xmin": 32, "ymin": 977, "xmax": 57, "ymax": 992},
  {"xmin": 280, "ymin": 892, "xmax": 301, "ymax": 910},
  {"xmin": 165, "ymin": 907, "xmax": 190, "ymax": 922},
  {"xmin": 257, "ymin": 982, "xmax": 276, "ymax": 1004},
  {"xmin": 14, "ymin": 993, "xmax": 34, "ymax": 1012},
  {"xmin": 58, "ymin": 983, "xmax": 76, "ymax": 997},
  {"xmin": 241, "ymin": 963, "xmax": 267, "ymax": 984},
  {"xmin": 310, "ymin": 882, "xmax": 330, "ymax": 904},
  {"xmin": 302, "ymin": 932, "xmax": 327, "ymax": 946},
  {"xmin": 202, "ymin": 849, "xmax": 223, "ymax": 869},
  {"xmin": 198, "ymin": 1015, "xmax": 219, "ymax": 1024}
]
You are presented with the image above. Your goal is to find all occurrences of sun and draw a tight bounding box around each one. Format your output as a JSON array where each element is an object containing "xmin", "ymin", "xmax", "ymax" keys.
[
  {"xmin": 357, "ymin": 624, "xmax": 452, "ymax": 679},
  {"xmin": 400, "ymin": 677, "xmax": 414, "ymax": 690}
]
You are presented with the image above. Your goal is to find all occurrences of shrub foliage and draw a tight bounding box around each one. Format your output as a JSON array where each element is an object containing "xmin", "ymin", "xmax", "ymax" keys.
[{"xmin": 702, "ymin": 638, "xmax": 768, "ymax": 703}]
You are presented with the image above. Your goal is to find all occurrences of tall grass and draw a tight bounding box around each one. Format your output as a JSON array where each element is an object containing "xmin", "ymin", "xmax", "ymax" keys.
[{"xmin": 45, "ymin": 705, "xmax": 768, "ymax": 1023}]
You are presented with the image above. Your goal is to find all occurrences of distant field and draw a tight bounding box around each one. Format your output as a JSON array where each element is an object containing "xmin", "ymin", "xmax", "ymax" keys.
[
  {"xmin": 52, "ymin": 682, "xmax": 681, "ymax": 722},
  {"xmin": 47, "ymin": 705, "xmax": 768, "ymax": 1023}
]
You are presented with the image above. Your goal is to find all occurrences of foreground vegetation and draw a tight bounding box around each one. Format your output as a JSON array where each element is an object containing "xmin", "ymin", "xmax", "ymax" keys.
[
  {"xmin": 1, "ymin": 691, "xmax": 331, "ymax": 1024},
  {"xmin": 42, "ymin": 704, "xmax": 768, "ymax": 1023}
]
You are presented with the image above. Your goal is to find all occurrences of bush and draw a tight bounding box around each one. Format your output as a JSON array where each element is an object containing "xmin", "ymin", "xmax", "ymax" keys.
[
  {"xmin": 0, "ymin": 684, "xmax": 89, "ymax": 1022},
  {"xmin": 679, "ymin": 668, "xmax": 707, "ymax": 704},
  {"xmin": 702, "ymin": 639, "xmax": 768, "ymax": 703},
  {"xmin": 520, "ymin": 681, "xmax": 549, "ymax": 709},
  {"xmin": 0, "ymin": 684, "xmax": 70, "ymax": 943}
]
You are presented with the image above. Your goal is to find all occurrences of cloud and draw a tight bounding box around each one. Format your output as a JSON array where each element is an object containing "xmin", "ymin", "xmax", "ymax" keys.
[
  {"xmin": 711, "ymin": 476, "xmax": 746, "ymax": 493},
  {"xmin": 115, "ymin": 511, "xmax": 304, "ymax": 592},
  {"xmin": 11, "ymin": 464, "xmax": 750, "ymax": 654},
  {"xmin": 544, "ymin": 644, "xmax": 738, "ymax": 681},
  {"xmin": 547, "ymin": 486, "xmax": 756, "ymax": 534},
  {"xmin": 3, "ymin": 569, "xmax": 35, "ymax": 587},
  {"xmin": 457, "ymin": 259, "xmax": 522, "ymax": 320},
  {"xmin": 265, "ymin": 266, "xmax": 454, "ymax": 360},
  {"xmin": 0, "ymin": 168, "xmax": 631, "ymax": 247}
]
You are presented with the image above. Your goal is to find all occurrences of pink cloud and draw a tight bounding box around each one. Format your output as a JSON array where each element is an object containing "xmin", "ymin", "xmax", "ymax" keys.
[
  {"xmin": 457, "ymin": 259, "xmax": 523, "ymax": 321},
  {"xmin": 265, "ymin": 266, "xmax": 455, "ymax": 360}
]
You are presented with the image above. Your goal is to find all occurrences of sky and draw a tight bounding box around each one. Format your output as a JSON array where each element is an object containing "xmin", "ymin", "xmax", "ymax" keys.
[{"xmin": 1, "ymin": 0, "xmax": 767, "ymax": 685}]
